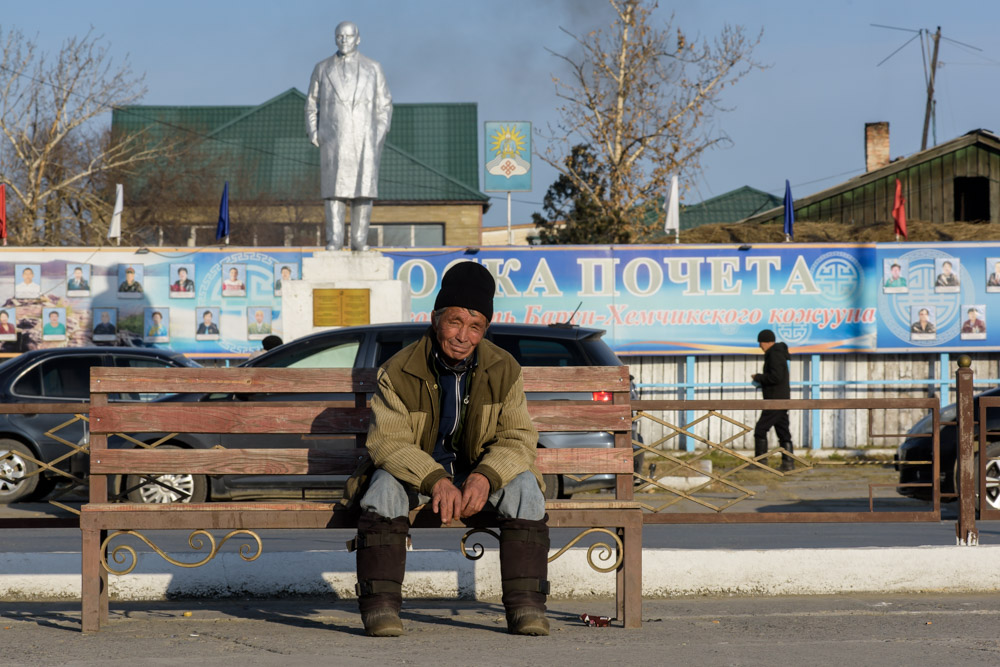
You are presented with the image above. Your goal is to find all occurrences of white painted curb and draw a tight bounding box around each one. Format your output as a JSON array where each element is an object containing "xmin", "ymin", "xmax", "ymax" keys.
[{"xmin": 4, "ymin": 545, "xmax": 1000, "ymax": 601}]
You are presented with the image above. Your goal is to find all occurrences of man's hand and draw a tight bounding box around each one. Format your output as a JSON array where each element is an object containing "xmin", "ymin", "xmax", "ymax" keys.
[
  {"xmin": 460, "ymin": 473, "xmax": 490, "ymax": 518},
  {"xmin": 431, "ymin": 478, "xmax": 463, "ymax": 524}
]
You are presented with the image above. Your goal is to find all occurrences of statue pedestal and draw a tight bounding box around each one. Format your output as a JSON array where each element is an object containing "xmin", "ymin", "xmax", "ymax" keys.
[{"xmin": 281, "ymin": 250, "xmax": 410, "ymax": 342}]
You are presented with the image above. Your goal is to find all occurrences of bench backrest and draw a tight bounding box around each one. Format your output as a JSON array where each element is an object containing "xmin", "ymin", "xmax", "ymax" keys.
[{"xmin": 87, "ymin": 366, "xmax": 633, "ymax": 503}]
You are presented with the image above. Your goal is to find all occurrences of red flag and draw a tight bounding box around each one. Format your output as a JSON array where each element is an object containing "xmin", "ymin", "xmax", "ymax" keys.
[
  {"xmin": 0, "ymin": 184, "xmax": 6, "ymax": 246},
  {"xmin": 892, "ymin": 178, "xmax": 907, "ymax": 240}
]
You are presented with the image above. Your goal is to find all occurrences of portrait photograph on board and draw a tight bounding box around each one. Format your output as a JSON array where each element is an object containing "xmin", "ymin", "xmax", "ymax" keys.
[
  {"xmin": 195, "ymin": 307, "xmax": 221, "ymax": 341},
  {"xmin": 170, "ymin": 263, "xmax": 196, "ymax": 299},
  {"xmin": 882, "ymin": 258, "xmax": 908, "ymax": 294},
  {"xmin": 15, "ymin": 264, "xmax": 42, "ymax": 299},
  {"xmin": 221, "ymin": 263, "xmax": 247, "ymax": 297},
  {"xmin": 42, "ymin": 307, "xmax": 67, "ymax": 341},
  {"xmin": 117, "ymin": 264, "xmax": 144, "ymax": 298},
  {"xmin": 0, "ymin": 307, "xmax": 16, "ymax": 341},
  {"xmin": 143, "ymin": 308, "xmax": 169, "ymax": 343},
  {"xmin": 92, "ymin": 308, "xmax": 118, "ymax": 342},
  {"xmin": 66, "ymin": 264, "xmax": 92, "ymax": 296},
  {"xmin": 934, "ymin": 258, "xmax": 960, "ymax": 293},
  {"xmin": 910, "ymin": 306, "xmax": 937, "ymax": 341},
  {"xmin": 961, "ymin": 305, "xmax": 987, "ymax": 340}
]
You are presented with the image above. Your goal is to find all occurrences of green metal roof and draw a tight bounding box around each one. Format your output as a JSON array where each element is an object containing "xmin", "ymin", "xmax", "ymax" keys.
[
  {"xmin": 112, "ymin": 89, "xmax": 487, "ymax": 204},
  {"xmin": 679, "ymin": 186, "xmax": 782, "ymax": 229}
]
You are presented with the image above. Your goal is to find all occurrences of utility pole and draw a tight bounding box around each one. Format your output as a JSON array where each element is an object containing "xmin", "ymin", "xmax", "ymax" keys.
[{"xmin": 921, "ymin": 27, "xmax": 941, "ymax": 151}]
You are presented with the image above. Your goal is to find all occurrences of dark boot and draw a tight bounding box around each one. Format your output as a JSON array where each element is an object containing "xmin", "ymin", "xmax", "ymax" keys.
[
  {"xmin": 350, "ymin": 510, "xmax": 409, "ymax": 637},
  {"xmin": 779, "ymin": 441, "xmax": 795, "ymax": 472},
  {"xmin": 754, "ymin": 437, "xmax": 769, "ymax": 460},
  {"xmin": 499, "ymin": 515, "xmax": 550, "ymax": 636}
]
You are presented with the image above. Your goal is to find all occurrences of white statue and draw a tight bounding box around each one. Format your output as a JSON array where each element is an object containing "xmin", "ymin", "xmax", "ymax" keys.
[{"xmin": 306, "ymin": 21, "xmax": 393, "ymax": 251}]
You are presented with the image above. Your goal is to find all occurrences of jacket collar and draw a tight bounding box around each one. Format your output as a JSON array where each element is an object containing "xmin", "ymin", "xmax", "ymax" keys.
[{"xmin": 400, "ymin": 328, "xmax": 501, "ymax": 382}]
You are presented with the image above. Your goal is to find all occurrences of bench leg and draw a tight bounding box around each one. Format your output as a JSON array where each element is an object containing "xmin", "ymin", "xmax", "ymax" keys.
[
  {"xmin": 81, "ymin": 527, "xmax": 108, "ymax": 633},
  {"xmin": 616, "ymin": 513, "xmax": 642, "ymax": 629}
]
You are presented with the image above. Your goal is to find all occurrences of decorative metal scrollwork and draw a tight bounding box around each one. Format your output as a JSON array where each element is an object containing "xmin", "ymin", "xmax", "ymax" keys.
[
  {"xmin": 459, "ymin": 526, "xmax": 623, "ymax": 573},
  {"xmin": 100, "ymin": 529, "xmax": 263, "ymax": 575},
  {"xmin": 548, "ymin": 528, "xmax": 623, "ymax": 573},
  {"xmin": 460, "ymin": 528, "xmax": 500, "ymax": 560}
]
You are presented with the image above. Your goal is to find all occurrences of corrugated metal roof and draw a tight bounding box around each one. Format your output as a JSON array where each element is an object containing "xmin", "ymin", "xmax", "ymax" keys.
[
  {"xmin": 112, "ymin": 89, "xmax": 487, "ymax": 204},
  {"xmin": 740, "ymin": 129, "xmax": 1000, "ymax": 225}
]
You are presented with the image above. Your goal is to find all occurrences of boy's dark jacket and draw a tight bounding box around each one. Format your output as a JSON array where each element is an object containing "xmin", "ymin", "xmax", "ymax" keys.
[{"xmin": 753, "ymin": 342, "xmax": 790, "ymax": 400}]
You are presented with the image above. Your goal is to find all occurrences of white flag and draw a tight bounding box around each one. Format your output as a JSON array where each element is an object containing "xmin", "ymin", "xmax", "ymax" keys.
[
  {"xmin": 108, "ymin": 184, "xmax": 123, "ymax": 241},
  {"xmin": 663, "ymin": 175, "xmax": 679, "ymax": 234}
]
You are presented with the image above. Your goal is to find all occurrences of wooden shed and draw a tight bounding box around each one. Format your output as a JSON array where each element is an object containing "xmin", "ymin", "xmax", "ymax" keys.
[{"xmin": 741, "ymin": 128, "xmax": 1000, "ymax": 227}]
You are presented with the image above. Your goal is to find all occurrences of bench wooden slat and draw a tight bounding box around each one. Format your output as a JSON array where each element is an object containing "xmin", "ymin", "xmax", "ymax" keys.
[
  {"xmin": 523, "ymin": 366, "xmax": 630, "ymax": 392},
  {"xmin": 89, "ymin": 366, "xmax": 630, "ymax": 395},
  {"xmin": 89, "ymin": 447, "xmax": 632, "ymax": 476},
  {"xmin": 91, "ymin": 405, "xmax": 371, "ymax": 434},
  {"xmin": 90, "ymin": 402, "xmax": 630, "ymax": 435},
  {"xmin": 90, "ymin": 367, "xmax": 379, "ymax": 394},
  {"xmin": 90, "ymin": 449, "xmax": 366, "ymax": 475}
]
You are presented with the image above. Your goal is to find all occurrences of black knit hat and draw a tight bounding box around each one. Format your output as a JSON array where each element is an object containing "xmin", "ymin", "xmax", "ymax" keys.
[
  {"xmin": 434, "ymin": 262, "xmax": 495, "ymax": 322},
  {"xmin": 757, "ymin": 329, "xmax": 776, "ymax": 343}
]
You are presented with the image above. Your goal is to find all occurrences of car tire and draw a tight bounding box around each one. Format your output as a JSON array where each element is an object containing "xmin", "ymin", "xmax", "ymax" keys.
[
  {"xmin": 976, "ymin": 442, "xmax": 1000, "ymax": 512},
  {"xmin": 542, "ymin": 473, "xmax": 565, "ymax": 500},
  {"xmin": 22, "ymin": 474, "xmax": 58, "ymax": 503},
  {"xmin": 953, "ymin": 441, "xmax": 1000, "ymax": 512},
  {"xmin": 124, "ymin": 445, "xmax": 208, "ymax": 504},
  {"xmin": 0, "ymin": 439, "xmax": 40, "ymax": 504}
]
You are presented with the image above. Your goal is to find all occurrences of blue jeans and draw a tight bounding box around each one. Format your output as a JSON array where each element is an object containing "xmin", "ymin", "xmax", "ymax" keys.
[{"xmin": 360, "ymin": 468, "xmax": 545, "ymax": 521}]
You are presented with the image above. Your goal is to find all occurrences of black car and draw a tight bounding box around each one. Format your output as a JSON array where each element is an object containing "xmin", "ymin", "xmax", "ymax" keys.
[
  {"xmin": 123, "ymin": 323, "xmax": 642, "ymax": 504},
  {"xmin": 0, "ymin": 347, "xmax": 201, "ymax": 503},
  {"xmin": 895, "ymin": 387, "xmax": 1000, "ymax": 510}
]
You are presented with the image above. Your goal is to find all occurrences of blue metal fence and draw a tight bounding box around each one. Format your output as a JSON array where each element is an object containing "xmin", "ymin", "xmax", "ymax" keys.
[{"xmin": 634, "ymin": 353, "xmax": 1000, "ymax": 451}]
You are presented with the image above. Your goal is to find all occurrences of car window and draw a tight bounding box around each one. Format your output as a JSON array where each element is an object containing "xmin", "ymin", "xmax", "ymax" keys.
[
  {"xmin": 286, "ymin": 340, "xmax": 361, "ymax": 369},
  {"xmin": 374, "ymin": 330, "xmax": 424, "ymax": 367},
  {"xmin": 13, "ymin": 355, "xmax": 104, "ymax": 399},
  {"xmin": 488, "ymin": 335, "xmax": 584, "ymax": 367},
  {"xmin": 113, "ymin": 356, "xmax": 181, "ymax": 402},
  {"xmin": 255, "ymin": 334, "xmax": 365, "ymax": 369}
]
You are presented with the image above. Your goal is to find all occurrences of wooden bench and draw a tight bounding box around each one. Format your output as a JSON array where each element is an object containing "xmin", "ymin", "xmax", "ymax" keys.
[{"xmin": 81, "ymin": 365, "xmax": 642, "ymax": 632}]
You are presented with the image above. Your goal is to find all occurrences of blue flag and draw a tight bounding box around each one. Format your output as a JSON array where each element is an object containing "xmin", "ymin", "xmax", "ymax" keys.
[
  {"xmin": 783, "ymin": 179, "xmax": 795, "ymax": 241},
  {"xmin": 215, "ymin": 181, "xmax": 230, "ymax": 242}
]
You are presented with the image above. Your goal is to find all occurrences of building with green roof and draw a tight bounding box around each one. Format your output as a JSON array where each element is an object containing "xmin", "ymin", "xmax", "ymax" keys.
[{"xmin": 111, "ymin": 89, "xmax": 490, "ymax": 247}]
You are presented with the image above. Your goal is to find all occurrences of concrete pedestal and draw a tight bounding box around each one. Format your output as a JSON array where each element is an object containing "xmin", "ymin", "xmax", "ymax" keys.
[{"xmin": 281, "ymin": 250, "xmax": 410, "ymax": 343}]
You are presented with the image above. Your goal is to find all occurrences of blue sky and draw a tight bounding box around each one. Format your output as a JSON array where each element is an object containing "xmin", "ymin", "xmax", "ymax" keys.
[{"xmin": 6, "ymin": 0, "xmax": 1000, "ymax": 229}]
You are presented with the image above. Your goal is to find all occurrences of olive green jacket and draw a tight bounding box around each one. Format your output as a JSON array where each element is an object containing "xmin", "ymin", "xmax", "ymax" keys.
[{"xmin": 344, "ymin": 331, "xmax": 539, "ymax": 503}]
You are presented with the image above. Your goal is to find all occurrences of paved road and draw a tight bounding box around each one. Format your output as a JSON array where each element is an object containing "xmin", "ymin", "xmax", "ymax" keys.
[
  {"xmin": 5, "ymin": 594, "xmax": 1000, "ymax": 665},
  {"xmin": 6, "ymin": 463, "xmax": 998, "ymax": 552}
]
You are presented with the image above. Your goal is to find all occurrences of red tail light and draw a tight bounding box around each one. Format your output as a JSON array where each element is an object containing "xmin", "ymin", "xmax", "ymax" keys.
[{"xmin": 592, "ymin": 391, "xmax": 612, "ymax": 402}]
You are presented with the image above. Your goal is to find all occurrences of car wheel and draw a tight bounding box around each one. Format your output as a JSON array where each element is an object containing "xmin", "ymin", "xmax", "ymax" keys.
[
  {"xmin": 124, "ymin": 445, "xmax": 207, "ymax": 504},
  {"xmin": 978, "ymin": 442, "xmax": 1000, "ymax": 512},
  {"xmin": 22, "ymin": 474, "xmax": 58, "ymax": 502},
  {"xmin": 542, "ymin": 473, "xmax": 566, "ymax": 500},
  {"xmin": 0, "ymin": 439, "xmax": 40, "ymax": 504}
]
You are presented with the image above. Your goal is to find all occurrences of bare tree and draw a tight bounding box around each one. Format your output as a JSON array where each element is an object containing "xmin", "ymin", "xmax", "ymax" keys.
[
  {"xmin": 0, "ymin": 27, "xmax": 163, "ymax": 245},
  {"xmin": 538, "ymin": 0, "xmax": 763, "ymax": 243}
]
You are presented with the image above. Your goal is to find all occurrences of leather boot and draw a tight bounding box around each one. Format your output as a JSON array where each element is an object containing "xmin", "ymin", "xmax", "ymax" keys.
[
  {"xmin": 350, "ymin": 510, "xmax": 409, "ymax": 637},
  {"xmin": 779, "ymin": 441, "xmax": 795, "ymax": 472},
  {"xmin": 754, "ymin": 437, "xmax": 769, "ymax": 460},
  {"xmin": 499, "ymin": 515, "xmax": 550, "ymax": 636}
]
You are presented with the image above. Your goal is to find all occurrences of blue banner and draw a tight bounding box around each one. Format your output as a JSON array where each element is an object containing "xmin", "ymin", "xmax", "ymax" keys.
[{"xmin": 5, "ymin": 242, "xmax": 1000, "ymax": 357}]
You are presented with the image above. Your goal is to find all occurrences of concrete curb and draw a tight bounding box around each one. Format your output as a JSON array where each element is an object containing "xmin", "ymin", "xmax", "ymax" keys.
[{"xmin": 3, "ymin": 545, "xmax": 999, "ymax": 601}]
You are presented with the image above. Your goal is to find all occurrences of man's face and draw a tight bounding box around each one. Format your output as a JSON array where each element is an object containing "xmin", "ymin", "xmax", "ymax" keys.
[
  {"xmin": 336, "ymin": 23, "xmax": 360, "ymax": 56},
  {"xmin": 919, "ymin": 310, "xmax": 929, "ymax": 324},
  {"xmin": 73, "ymin": 269, "xmax": 83, "ymax": 280},
  {"xmin": 100, "ymin": 311, "xmax": 110, "ymax": 324},
  {"xmin": 969, "ymin": 311, "xmax": 978, "ymax": 323},
  {"xmin": 433, "ymin": 306, "xmax": 488, "ymax": 364},
  {"xmin": 125, "ymin": 271, "xmax": 134, "ymax": 284},
  {"xmin": 281, "ymin": 268, "xmax": 291, "ymax": 279},
  {"xmin": 759, "ymin": 341, "xmax": 773, "ymax": 353},
  {"xmin": 255, "ymin": 311, "xmax": 264, "ymax": 324},
  {"xmin": 22, "ymin": 269, "xmax": 33, "ymax": 284},
  {"xmin": 152, "ymin": 313, "xmax": 162, "ymax": 323},
  {"xmin": 49, "ymin": 312, "xmax": 58, "ymax": 324},
  {"xmin": 994, "ymin": 262, "xmax": 1000, "ymax": 275},
  {"xmin": 230, "ymin": 268, "xmax": 238, "ymax": 280},
  {"xmin": 203, "ymin": 312, "xmax": 213, "ymax": 325},
  {"xmin": 942, "ymin": 263, "xmax": 953, "ymax": 275},
  {"xmin": 890, "ymin": 266, "xmax": 900, "ymax": 279}
]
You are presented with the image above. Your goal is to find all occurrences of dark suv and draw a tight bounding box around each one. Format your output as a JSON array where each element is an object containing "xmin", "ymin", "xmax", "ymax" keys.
[
  {"xmin": 123, "ymin": 323, "xmax": 641, "ymax": 503},
  {"xmin": 0, "ymin": 348, "xmax": 201, "ymax": 503}
]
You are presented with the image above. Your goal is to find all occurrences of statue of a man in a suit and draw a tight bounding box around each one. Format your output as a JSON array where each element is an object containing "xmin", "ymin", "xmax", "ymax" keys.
[{"xmin": 306, "ymin": 21, "xmax": 392, "ymax": 251}]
